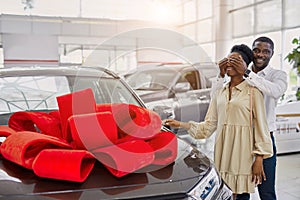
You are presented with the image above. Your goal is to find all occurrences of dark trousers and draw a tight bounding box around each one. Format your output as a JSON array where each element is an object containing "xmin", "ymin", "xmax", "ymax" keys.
[
  {"xmin": 236, "ymin": 193, "xmax": 250, "ymax": 200},
  {"xmin": 236, "ymin": 133, "xmax": 277, "ymax": 200},
  {"xmin": 258, "ymin": 133, "xmax": 277, "ymax": 200}
]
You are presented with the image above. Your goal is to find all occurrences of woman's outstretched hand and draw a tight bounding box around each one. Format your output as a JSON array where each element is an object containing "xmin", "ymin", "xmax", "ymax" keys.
[
  {"xmin": 163, "ymin": 119, "xmax": 181, "ymax": 128},
  {"xmin": 163, "ymin": 119, "xmax": 191, "ymax": 130}
]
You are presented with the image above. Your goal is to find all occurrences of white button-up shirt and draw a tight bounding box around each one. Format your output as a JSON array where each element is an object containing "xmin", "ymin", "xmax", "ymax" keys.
[{"xmin": 246, "ymin": 65, "xmax": 288, "ymax": 132}]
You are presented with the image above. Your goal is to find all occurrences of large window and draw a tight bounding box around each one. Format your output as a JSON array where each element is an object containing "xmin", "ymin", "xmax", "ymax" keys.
[
  {"xmin": 233, "ymin": 0, "xmax": 254, "ymax": 9},
  {"xmin": 232, "ymin": 7, "xmax": 254, "ymax": 37},
  {"xmin": 197, "ymin": 0, "xmax": 212, "ymax": 19},
  {"xmin": 183, "ymin": 0, "xmax": 197, "ymax": 24},
  {"xmin": 255, "ymin": 0, "xmax": 282, "ymax": 33},
  {"xmin": 284, "ymin": 0, "xmax": 300, "ymax": 28}
]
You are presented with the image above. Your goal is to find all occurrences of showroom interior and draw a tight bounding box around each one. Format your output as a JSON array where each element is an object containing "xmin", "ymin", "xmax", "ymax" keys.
[
  {"xmin": 0, "ymin": 0, "xmax": 299, "ymax": 99},
  {"xmin": 0, "ymin": 0, "xmax": 299, "ymax": 200}
]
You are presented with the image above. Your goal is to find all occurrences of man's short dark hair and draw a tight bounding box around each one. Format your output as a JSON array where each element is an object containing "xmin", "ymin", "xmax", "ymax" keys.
[{"xmin": 252, "ymin": 36, "xmax": 274, "ymax": 51}]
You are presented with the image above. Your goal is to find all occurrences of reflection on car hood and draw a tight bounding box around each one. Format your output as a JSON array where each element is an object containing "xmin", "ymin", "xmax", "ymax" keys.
[{"xmin": 0, "ymin": 139, "xmax": 211, "ymax": 200}]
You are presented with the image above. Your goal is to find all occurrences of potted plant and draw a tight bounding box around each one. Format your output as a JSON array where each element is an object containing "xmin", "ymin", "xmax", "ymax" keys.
[
  {"xmin": 285, "ymin": 37, "xmax": 300, "ymax": 75},
  {"xmin": 285, "ymin": 37, "xmax": 300, "ymax": 100}
]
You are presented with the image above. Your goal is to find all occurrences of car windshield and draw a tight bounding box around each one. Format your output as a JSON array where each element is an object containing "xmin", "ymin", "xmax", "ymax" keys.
[
  {"xmin": 126, "ymin": 70, "xmax": 176, "ymax": 90},
  {"xmin": 0, "ymin": 74, "xmax": 141, "ymax": 115}
]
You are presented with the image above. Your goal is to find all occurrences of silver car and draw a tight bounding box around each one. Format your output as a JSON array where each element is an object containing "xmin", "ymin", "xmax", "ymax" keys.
[{"xmin": 125, "ymin": 63, "xmax": 218, "ymax": 123}]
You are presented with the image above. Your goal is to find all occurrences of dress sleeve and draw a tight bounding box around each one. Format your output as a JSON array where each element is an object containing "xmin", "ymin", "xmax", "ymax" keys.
[
  {"xmin": 252, "ymin": 88, "xmax": 273, "ymax": 158},
  {"xmin": 187, "ymin": 92, "xmax": 218, "ymax": 139}
]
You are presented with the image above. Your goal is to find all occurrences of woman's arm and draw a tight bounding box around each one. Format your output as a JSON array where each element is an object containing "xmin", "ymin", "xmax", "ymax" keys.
[{"xmin": 163, "ymin": 93, "xmax": 218, "ymax": 139}]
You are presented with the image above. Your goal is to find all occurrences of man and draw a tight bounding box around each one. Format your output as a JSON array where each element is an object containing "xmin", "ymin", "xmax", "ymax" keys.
[{"xmin": 213, "ymin": 37, "xmax": 288, "ymax": 200}]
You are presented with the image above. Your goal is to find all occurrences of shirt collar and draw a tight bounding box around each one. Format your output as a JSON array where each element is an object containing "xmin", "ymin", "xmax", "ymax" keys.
[
  {"xmin": 223, "ymin": 80, "xmax": 247, "ymax": 92},
  {"xmin": 251, "ymin": 64, "xmax": 271, "ymax": 76}
]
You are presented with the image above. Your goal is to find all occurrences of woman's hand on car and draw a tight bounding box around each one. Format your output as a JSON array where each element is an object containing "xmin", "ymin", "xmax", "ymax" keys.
[
  {"xmin": 163, "ymin": 119, "xmax": 181, "ymax": 128},
  {"xmin": 163, "ymin": 119, "xmax": 191, "ymax": 130}
]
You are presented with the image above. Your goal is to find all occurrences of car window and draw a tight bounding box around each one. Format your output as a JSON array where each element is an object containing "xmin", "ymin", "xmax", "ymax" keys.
[
  {"xmin": 0, "ymin": 75, "xmax": 141, "ymax": 115},
  {"xmin": 127, "ymin": 70, "xmax": 176, "ymax": 90},
  {"xmin": 0, "ymin": 76, "xmax": 70, "ymax": 114},
  {"xmin": 199, "ymin": 68, "xmax": 218, "ymax": 88},
  {"xmin": 71, "ymin": 76, "xmax": 140, "ymax": 105},
  {"xmin": 179, "ymin": 71, "xmax": 199, "ymax": 90}
]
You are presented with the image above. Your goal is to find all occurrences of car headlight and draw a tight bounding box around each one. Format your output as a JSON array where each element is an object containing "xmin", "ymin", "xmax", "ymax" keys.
[{"xmin": 187, "ymin": 167, "xmax": 225, "ymax": 200}]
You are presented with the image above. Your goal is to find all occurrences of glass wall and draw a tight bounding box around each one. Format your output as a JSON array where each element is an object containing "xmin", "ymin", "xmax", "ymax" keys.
[{"xmin": 0, "ymin": 0, "xmax": 299, "ymax": 75}]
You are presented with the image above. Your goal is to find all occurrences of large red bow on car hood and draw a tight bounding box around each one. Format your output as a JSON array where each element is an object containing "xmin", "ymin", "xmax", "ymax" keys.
[{"xmin": 0, "ymin": 88, "xmax": 177, "ymax": 182}]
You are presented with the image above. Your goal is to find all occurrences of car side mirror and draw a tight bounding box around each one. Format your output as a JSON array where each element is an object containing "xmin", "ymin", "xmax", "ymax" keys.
[{"xmin": 174, "ymin": 82, "xmax": 191, "ymax": 93}]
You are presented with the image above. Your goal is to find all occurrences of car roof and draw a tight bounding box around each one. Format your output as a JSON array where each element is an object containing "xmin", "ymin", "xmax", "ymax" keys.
[
  {"xmin": 0, "ymin": 65, "xmax": 119, "ymax": 79},
  {"xmin": 125, "ymin": 63, "xmax": 218, "ymax": 80},
  {"xmin": 127, "ymin": 62, "xmax": 217, "ymax": 73}
]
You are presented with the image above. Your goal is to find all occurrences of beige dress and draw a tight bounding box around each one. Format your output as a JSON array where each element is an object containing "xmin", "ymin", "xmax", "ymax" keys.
[{"xmin": 188, "ymin": 81, "xmax": 273, "ymax": 194}]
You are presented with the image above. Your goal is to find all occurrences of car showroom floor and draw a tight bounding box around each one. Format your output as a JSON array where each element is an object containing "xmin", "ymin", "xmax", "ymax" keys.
[{"xmin": 195, "ymin": 136, "xmax": 300, "ymax": 200}]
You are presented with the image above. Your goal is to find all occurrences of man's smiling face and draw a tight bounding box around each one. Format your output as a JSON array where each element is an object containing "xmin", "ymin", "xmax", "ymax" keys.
[{"xmin": 252, "ymin": 41, "xmax": 273, "ymax": 71}]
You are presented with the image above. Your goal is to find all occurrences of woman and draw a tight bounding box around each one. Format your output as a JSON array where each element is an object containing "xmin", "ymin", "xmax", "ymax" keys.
[{"xmin": 164, "ymin": 44, "xmax": 273, "ymax": 199}]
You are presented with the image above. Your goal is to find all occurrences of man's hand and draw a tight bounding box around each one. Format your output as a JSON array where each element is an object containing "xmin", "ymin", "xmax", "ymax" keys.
[
  {"xmin": 228, "ymin": 55, "xmax": 248, "ymax": 76},
  {"xmin": 217, "ymin": 58, "xmax": 227, "ymax": 78}
]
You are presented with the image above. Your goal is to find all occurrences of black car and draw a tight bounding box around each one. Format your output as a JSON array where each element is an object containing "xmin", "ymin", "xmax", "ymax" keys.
[{"xmin": 0, "ymin": 66, "xmax": 231, "ymax": 200}]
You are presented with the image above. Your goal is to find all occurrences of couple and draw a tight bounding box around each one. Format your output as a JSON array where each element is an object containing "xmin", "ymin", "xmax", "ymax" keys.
[{"xmin": 165, "ymin": 37, "xmax": 287, "ymax": 200}]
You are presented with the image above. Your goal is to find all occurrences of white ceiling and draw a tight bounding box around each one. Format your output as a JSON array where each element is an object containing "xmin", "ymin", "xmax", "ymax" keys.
[{"xmin": 0, "ymin": 0, "xmax": 182, "ymax": 25}]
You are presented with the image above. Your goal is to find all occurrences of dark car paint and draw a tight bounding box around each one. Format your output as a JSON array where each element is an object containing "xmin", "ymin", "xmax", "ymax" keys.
[{"xmin": 0, "ymin": 140, "xmax": 212, "ymax": 199}]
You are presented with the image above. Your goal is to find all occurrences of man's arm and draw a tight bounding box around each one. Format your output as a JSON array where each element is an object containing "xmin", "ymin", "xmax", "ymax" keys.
[
  {"xmin": 227, "ymin": 55, "xmax": 288, "ymax": 99},
  {"xmin": 246, "ymin": 70, "xmax": 288, "ymax": 99}
]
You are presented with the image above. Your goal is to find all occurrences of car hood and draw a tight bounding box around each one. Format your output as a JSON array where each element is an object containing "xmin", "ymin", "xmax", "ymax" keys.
[{"xmin": 0, "ymin": 139, "xmax": 212, "ymax": 200}]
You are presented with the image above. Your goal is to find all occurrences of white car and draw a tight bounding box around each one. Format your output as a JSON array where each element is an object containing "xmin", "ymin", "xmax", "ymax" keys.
[{"xmin": 275, "ymin": 101, "xmax": 300, "ymax": 154}]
